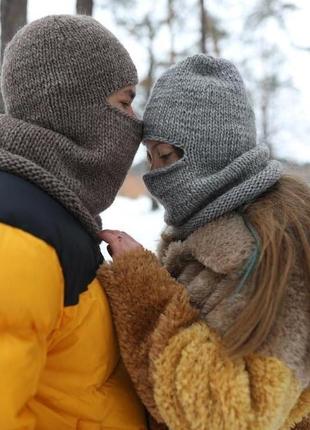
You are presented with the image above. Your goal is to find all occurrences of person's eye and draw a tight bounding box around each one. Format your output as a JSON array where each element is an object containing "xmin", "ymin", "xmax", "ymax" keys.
[
  {"xmin": 121, "ymin": 100, "xmax": 130, "ymax": 108},
  {"xmin": 159, "ymin": 152, "xmax": 173, "ymax": 159}
]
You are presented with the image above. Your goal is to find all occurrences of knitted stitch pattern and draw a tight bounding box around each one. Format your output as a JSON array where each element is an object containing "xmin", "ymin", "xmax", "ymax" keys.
[
  {"xmin": 0, "ymin": 15, "xmax": 142, "ymax": 238},
  {"xmin": 143, "ymin": 54, "xmax": 282, "ymax": 239}
]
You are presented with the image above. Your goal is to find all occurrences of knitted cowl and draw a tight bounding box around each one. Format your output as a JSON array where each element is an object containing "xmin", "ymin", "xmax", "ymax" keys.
[
  {"xmin": 143, "ymin": 55, "xmax": 282, "ymax": 240},
  {"xmin": 0, "ymin": 15, "xmax": 142, "ymax": 238}
]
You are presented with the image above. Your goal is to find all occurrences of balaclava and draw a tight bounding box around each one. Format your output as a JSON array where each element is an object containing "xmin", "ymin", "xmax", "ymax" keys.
[
  {"xmin": 143, "ymin": 54, "xmax": 282, "ymax": 240},
  {"xmin": 0, "ymin": 15, "xmax": 142, "ymax": 238}
]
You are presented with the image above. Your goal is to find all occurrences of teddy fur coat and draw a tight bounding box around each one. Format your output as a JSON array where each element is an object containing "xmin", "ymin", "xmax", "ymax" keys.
[{"xmin": 98, "ymin": 212, "xmax": 310, "ymax": 430}]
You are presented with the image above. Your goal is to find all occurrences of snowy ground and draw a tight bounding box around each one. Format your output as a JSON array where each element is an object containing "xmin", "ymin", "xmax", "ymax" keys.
[{"xmin": 100, "ymin": 196, "xmax": 165, "ymax": 260}]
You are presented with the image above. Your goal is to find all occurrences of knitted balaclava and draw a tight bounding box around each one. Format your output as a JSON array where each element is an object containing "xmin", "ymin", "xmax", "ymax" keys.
[
  {"xmin": 143, "ymin": 55, "xmax": 282, "ymax": 240},
  {"xmin": 0, "ymin": 15, "xmax": 142, "ymax": 238}
]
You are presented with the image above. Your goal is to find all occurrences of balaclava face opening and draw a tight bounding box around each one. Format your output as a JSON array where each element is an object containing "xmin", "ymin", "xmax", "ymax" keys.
[
  {"xmin": 143, "ymin": 54, "xmax": 282, "ymax": 240},
  {"xmin": 0, "ymin": 15, "xmax": 142, "ymax": 237}
]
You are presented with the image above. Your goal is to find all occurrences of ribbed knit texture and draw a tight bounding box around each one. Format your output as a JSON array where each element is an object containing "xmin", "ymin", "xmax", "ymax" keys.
[
  {"xmin": 143, "ymin": 55, "xmax": 282, "ymax": 240},
  {"xmin": 0, "ymin": 15, "xmax": 142, "ymax": 238}
]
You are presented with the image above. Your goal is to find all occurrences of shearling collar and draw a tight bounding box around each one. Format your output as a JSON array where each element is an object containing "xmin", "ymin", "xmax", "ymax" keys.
[{"xmin": 158, "ymin": 212, "xmax": 256, "ymax": 279}]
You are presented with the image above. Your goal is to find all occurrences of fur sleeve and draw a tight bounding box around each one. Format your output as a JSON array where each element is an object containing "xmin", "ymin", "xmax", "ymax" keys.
[
  {"xmin": 97, "ymin": 248, "xmax": 199, "ymax": 424},
  {"xmin": 151, "ymin": 321, "xmax": 309, "ymax": 430}
]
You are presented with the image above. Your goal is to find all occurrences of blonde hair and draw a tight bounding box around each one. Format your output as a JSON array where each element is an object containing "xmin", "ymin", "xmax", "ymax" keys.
[{"xmin": 223, "ymin": 175, "xmax": 310, "ymax": 358}]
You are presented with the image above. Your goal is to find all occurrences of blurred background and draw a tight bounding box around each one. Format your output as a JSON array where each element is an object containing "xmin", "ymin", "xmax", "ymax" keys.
[{"xmin": 1, "ymin": 0, "xmax": 309, "ymax": 254}]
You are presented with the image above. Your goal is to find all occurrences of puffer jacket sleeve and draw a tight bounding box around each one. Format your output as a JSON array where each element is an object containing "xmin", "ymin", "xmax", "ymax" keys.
[
  {"xmin": 98, "ymin": 248, "xmax": 309, "ymax": 430},
  {"xmin": 0, "ymin": 224, "xmax": 63, "ymax": 430}
]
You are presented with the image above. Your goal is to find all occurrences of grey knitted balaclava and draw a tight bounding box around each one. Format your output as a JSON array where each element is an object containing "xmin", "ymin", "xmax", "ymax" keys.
[
  {"xmin": 143, "ymin": 55, "xmax": 282, "ymax": 240},
  {"xmin": 0, "ymin": 15, "xmax": 142, "ymax": 238}
]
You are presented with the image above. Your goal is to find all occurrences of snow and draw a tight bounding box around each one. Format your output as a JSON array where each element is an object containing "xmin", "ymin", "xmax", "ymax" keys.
[{"xmin": 100, "ymin": 196, "xmax": 165, "ymax": 259}]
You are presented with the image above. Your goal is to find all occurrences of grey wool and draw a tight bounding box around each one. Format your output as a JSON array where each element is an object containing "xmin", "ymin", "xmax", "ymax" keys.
[
  {"xmin": 0, "ymin": 15, "xmax": 142, "ymax": 238},
  {"xmin": 143, "ymin": 54, "xmax": 283, "ymax": 240}
]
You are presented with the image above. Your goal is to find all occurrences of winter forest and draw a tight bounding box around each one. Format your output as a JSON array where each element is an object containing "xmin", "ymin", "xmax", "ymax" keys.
[{"xmin": 1, "ymin": 0, "xmax": 309, "ymax": 252}]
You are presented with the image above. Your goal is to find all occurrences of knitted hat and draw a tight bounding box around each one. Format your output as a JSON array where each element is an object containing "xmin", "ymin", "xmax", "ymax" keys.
[
  {"xmin": 143, "ymin": 54, "xmax": 282, "ymax": 239},
  {"xmin": 0, "ymin": 15, "xmax": 142, "ymax": 237},
  {"xmin": 2, "ymin": 14, "xmax": 138, "ymax": 138}
]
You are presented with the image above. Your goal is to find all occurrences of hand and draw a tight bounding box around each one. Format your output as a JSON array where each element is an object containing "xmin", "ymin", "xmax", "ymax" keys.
[{"xmin": 99, "ymin": 230, "xmax": 143, "ymax": 258}]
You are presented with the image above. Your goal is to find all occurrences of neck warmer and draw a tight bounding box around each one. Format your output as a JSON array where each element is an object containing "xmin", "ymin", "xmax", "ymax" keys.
[
  {"xmin": 0, "ymin": 15, "xmax": 142, "ymax": 239},
  {"xmin": 0, "ymin": 109, "xmax": 142, "ymax": 238},
  {"xmin": 143, "ymin": 55, "xmax": 282, "ymax": 240}
]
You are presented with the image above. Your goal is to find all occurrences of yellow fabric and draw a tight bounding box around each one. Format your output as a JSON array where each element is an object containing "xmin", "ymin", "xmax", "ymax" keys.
[
  {"xmin": 153, "ymin": 322, "xmax": 310, "ymax": 430},
  {"xmin": 0, "ymin": 223, "xmax": 146, "ymax": 430}
]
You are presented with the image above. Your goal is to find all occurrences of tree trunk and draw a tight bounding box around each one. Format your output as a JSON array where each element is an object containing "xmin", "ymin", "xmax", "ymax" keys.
[
  {"xmin": 144, "ymin": 14, "xmax": 156, "ymax": 101},
  {"xmin": 167, "ymin": 0, "xmax": 176, "ymax": 65},
  {"xmin": 199, "ymin": 0, "xmax": 208, "ymax": 54},
  {"xmin": 210, "ymin": 19, "xmax": 221, "ymax": 56},
  {"xmin": 0, "ymin": 0, "xmax": 27, "ymax": 112},
  {"xmin": 76, "ymin": 0, "xmax": 93, "ymax": 15}
]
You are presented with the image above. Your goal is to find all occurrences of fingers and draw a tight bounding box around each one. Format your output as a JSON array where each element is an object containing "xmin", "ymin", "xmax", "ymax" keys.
[
  {"xmin": 99, "ymin": 230, "xmax": 121, "ymax": 244},
  {"xmin": 120, "ymin": 231, "xmax": 133, "ymax": 239},
  {"xmin": 99, "ymin": 229, "xmax": 134, "ymax": 244},
  {"xmin": 99, "ymin": 229, "xmax": 143, "ymax": 259}
]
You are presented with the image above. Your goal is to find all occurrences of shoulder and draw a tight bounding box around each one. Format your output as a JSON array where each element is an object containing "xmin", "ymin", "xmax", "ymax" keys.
[
  {"xmin": 0, "ymin": 171, "xmax": 103, "ymax": 306},
  {"xmin": 160, "ymin": 213, "xmax": 256, "ymax": 276},
  {"xmin": 0, "ymin": 222, "xmax": 63, "ymax": 330}
]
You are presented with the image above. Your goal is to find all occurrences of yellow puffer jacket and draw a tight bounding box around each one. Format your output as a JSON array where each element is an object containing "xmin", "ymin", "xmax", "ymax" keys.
[{"xmin": 0, "ymin": 171, "xmax": 146, "ymax": 430}]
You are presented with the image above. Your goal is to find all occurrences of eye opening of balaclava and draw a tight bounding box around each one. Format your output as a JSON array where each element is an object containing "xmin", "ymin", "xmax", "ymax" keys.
[{"xmin": 144, "ymin": 137, "xmax": 185, "ymax": 176}]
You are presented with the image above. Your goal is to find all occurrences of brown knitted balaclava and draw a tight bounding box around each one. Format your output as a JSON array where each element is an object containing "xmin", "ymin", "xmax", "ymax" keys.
[{"xmin": 0, "ymin": 15, "xmax": 142, "ymax": 238}]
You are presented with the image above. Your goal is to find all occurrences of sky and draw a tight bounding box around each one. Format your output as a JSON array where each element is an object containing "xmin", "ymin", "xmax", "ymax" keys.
[{"xmin": 27, "ymin": 0, "xmax": 310, "ymax": 163}]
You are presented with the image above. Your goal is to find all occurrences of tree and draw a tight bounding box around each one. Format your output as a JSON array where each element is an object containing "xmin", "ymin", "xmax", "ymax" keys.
[
  {"xmin": 199, "ymin": 0, "xmax": 207, "ymax": 53},
  {"xmin": 163, "ymin": 0, "xmax": 190, "ymax": 66},
  {"xmin": 132, "ymin": 13, "xmax": 159, "ymax": 104},
  {"xmin": 245, "ymin": 0, "xmax": 297, "ymax": 29},
  {"xmin": 198, "ymin": 0, "xmax": 226, "ymax": 56},
  {"xmin": 241, "ymin": 0, "xmax": 297, "ymax": 154},
  {"xmin": 76, "ymin": 0, "xmax": 93, "ymax": 15},
  {"xmin": 103, "ymin": 0, "xmax": 165, "ymax": 113},
  {"xmin": 167, "ymin": 0, "xmax": 177, "ymax": 64},
  {"xmin": 257, "ymin": 47, "xmax": 291, "ymax": 153},
  {"xmin": 0, "ymin": 0, "xmax": 27, "ymax": 112}
]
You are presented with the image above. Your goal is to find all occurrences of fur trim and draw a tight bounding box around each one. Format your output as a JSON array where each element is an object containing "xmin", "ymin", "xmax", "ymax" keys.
[
  {"xmin": 159, "ymin": 213, "xmax": 256, "ymax": 276},
  {"xmin": 153, "ymin": 322, "xmax": 304, "ymax": 430},
  {"xmin": 97, "ymin": 248, "xmax": 198, "ymax": 423}
]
